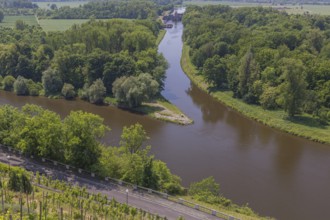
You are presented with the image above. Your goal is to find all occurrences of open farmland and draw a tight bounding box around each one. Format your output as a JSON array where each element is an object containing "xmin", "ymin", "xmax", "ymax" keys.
[
  {"xmin": 0, "ymin": 15, "xmax": 38, "ymax": 28},
  {"xmin": 38, "ymin": 19, "xmax": 90, "ymax": 31},
  {"xmin": 33, "ymin": 1, "xmax": 88, "ymax": 9},
  {"xmin": 183, "ymin": 1, "xmax": 330, "ymax": 15}
]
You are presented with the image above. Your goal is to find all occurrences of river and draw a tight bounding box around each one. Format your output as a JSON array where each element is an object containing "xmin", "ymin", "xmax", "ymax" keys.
[{"xmin": 1, "ymin": 22, "xmax": 330, "ymax": 220}]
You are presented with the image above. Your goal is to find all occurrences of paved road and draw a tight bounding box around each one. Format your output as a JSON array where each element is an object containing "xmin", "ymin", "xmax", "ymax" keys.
[{"xmin": 0, "ymin": 147, "xmax": 223, "ymax": 220}]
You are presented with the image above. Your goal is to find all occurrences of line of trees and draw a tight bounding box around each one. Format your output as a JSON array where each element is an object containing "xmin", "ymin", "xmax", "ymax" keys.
[
  {"xmin": 0, "ymin": 104, "xmax": 183, "ymax": 194},
  {"xmin": 183, "ymin": 5, "xmax": 330, "ymax": 122},
  {"xmin": 37, "ymin": 0, "xmax": 157, "ymax": 19},
  {"xmin": 0, "ymin": 19, "xmax": 167, "ymax": 107},
  {"xmin": 36, "ymin": 0, "xmax": 182, "ymax": 19}
]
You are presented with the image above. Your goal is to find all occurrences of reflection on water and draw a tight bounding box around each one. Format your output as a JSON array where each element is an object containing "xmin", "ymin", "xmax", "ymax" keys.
[
  {"xmin": 1, "ymin": 22, "xmax": 330, "ymax": 220},
  {"xmin": 186, "ymin": 83, "xmax": 225, "ymax": 123}
]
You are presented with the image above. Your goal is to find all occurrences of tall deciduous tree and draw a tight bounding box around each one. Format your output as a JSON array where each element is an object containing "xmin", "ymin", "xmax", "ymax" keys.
[
  {"xmin": 64, "ymin": 111, "xmax": 109, "ymax": 169},
  {"xmin": 112, "ymin": 73, "xmax": 159, "ymax": 108},
  {"xmin": 202, "ymin": 55, "xmax": 227, "ymax": 89},
  {"xmin": 42, "ymin": 68, "xmax": 63, "ymax": 96},
  {"xmin": 120, "ymin": 123, "xmax": 148, "ymax": 154},
  {"xmin": 279, "ymin": 59, "xmax": 307, "ymax": 117},
  {"xmin": 0, "ymin": 10, "xmax": 4, "ymax": 23},
  {"xmin": 88, "ymin": 79, "xmax": 106, "ymax": 104},
  {"xmin": 13, "ymin": 76, "xmax": 29, "ymax": 95}
]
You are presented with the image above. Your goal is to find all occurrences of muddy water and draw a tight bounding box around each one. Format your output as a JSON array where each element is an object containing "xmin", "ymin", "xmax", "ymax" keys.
[{"xmin": 1, "ymin": 22, "xmax": 330, "ymax": 220}]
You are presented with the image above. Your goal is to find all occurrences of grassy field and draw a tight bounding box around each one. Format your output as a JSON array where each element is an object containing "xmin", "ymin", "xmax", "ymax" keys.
[
  {"xmin": 171, "ymin": 195, "xmax": 272, "ymax": 220},
  {"xmin": 38, "ymin": 18, "xmax": 90, "ymax": 31},
  {"xmin": 156, "ymin": 29, "xmax": 166, "ymax": 46},
  {"xmin": 33, "ymin": 1, "xmax": 88, "ymax": 9},
  {"xmin": 181, "ymin": 44, "xmax": 330, "ymax": 144},
  {"xmin": 0, "ymin": 15, "xmax": 38, "ymax": 28},
  {"xmin": 183, "ymin": 1, "xmax": 330, "ymax": 15}
]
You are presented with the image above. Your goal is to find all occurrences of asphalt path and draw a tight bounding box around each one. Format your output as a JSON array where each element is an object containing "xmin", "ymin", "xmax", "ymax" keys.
[{"xmin": 0, "ymin": 147, "xmax": 223, "ymax": 220}]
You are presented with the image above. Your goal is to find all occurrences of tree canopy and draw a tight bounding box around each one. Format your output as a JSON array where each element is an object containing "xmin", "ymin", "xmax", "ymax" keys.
[
  {"xmin": 183, "ymin": 5, "xmax": 330, "ymax": 121},
  {"xmin": 0, "ymin": 104, "xmax": 183, "ymax": 193},
  {"xmin": 0, "ymin": 19, "xmax": 167, "ymax": 107}
]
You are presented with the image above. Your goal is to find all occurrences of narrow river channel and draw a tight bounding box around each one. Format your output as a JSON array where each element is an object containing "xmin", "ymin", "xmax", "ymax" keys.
[{"xmin": 1, "ymin": 22, "xmax": 330, "ymax": 220}]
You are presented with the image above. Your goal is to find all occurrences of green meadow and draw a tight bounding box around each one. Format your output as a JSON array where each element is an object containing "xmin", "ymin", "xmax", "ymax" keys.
[
  {"xmin": 183, "ymin": 1, "xmax": 330, "ymax": 15},
  {"xmin": 38, "ymin": 19, "xmax": 90, "ymax": 32},
  {"xmin": 33, "ymin": 1, "xmax": 88, "ymax": 9},
  {"xmin": 0, "ymin": 15, "xmax": 38, "ymax": 28}
]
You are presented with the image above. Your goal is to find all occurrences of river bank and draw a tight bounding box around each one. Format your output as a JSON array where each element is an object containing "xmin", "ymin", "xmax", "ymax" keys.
[{"xmin": 181, "ymin": 44, "xmax": 330, "ymax": 144}]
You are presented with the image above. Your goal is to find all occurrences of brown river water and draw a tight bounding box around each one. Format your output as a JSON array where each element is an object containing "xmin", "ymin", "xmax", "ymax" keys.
[{"xmin": 1, "ymin": 22, "xmax": 330, "ymax": 220}]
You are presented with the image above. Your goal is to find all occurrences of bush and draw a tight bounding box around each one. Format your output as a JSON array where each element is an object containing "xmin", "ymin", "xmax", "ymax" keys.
[
  {"xmin": 3, "ymin": 75, "xmax": 16, "ymax": 91},
  {"xmin": 88, "ymin": 79, "xmax": 106, "ymax": 104},
  {"xmin": 42, "ymin": 68, "xmax": 63, "ymax": 96},
  {"xmin": 188, "ymin": 176, "xmax": 220, "ymax": 197},
  {"xmin": 112, "ymin": 73, "xmax": 159, "ymax": 108},
  {"xmin": 78, "ymin": 84, "xmax": 89, "ymax": 100},
  {"xmin": 14, "ymin": 76, "xmax": 29, "ymax": 96},
  {"xmin": 260, "ymin": 86, "xmax": 279, "ymax": 110},
  {"xmin": 62, "ymin": 83, "xmax": 76, "ymax": 99},
  {"xmin": 27, "ymin": 80, "xmax": 42, "ymax": 96}
]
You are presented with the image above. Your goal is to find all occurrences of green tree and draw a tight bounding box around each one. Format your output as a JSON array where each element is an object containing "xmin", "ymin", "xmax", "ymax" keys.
[
  {"xmin": 202, "ymin": 55, "xmax": 227, "ymax": 89},
  {"xmin": 2, "ymin": 75, "xmax": 15, "ymax": 91},
  {"xmin": 8, "ymin": 171, "xmax": 21, "ymax": 192},
  {"xmin": 112, "ymin": 73, "xmax": 159, "ymax": 108},
  {"xmin": 188, "ymin": 176, "xmax": 222, "ymax": 203},
  {"xmin": 260, "ymin": 86, "xmax": 279, "ymax": 110},
  {"xmin": 88, "ymin": 79, "xmax": 106, "ymax": 104},
  {"xmin": 18, "ymin": 105, "xmax": 64, "ymax": 160},
  {"xmin": 102, "ymin": 52, "xmax": 136, "ymax": 93},
  {"xmin": 64, "ymin": 111, "xmax": 109, "ymax": 169},
  {"xmin": 0, "ymin": 10, "xmax": 4, "ymax": 23},
  {"xmin": 120, "ymin": 123, "xmax": 148, "ymax": 154},
  {"xmin": 189, "ymin": 176, "xmax": 220, "ymax": 197},
  {"xmin": 13, "ymin": 76, "xmax": 29, "ymax": 95},
  {"xmin": 152, "ymin": 160, "xmax": 183, "ymax": 194},
  {"xmin": 15, "ymin": 20, "xmax": 25, "ymax": 30},
  {"xmin": 238, "ymin": 49, "xmax": 260, "ymax": 103},
  {"xmin": 61, "ymin": 83, "xmax": 76, "ymax": 99},
  {"xmin": 20, "ymin": 173, "xmax": 32, "ymax": 194},
  {"xmin": 42, "ymin": 68, "xmax": 63, "ymax": 96},
  {"xmin": 279, "ymin": 59, "xmax": 307, "ymax": 117},
  {"xmin": 142, "ymin": 158, "xmax": 159, "ymax": 190}
]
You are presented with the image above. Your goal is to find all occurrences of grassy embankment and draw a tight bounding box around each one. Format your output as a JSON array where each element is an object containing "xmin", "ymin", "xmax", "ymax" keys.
[
  {"xmin": 171, "ymin": 195, "xmax": 273, "ymax": 220},
  {"xmin": 183, "ymin": 0, "xmax": 330, "ymax": 15},
  {"xmin": 181, "ymin": 44, "xmax": 330, "ymax": 144}
]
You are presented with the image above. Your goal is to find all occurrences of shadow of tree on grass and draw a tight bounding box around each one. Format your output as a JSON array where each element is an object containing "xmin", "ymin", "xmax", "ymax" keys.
[{"xmin": 286, "ymin": 115, "xmax": 327, "ymax": 129}]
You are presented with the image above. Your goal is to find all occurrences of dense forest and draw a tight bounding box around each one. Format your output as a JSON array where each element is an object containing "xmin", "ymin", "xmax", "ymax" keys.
[
  {"xmin": 35, "ymin": 0, "xmax": 181, "ymax": 19},
  {"xmin": 0, "ymin": 19, "xmax": 168, "ymax": 107},
  {"xmin": 1, "ymin": 0, "xmax": 181, "ymax": 18},
  {"xmin": 183, "ymin": 5, "xmax": 330, "ymax": 122},
  {"xmin": 184, "ymin": 0, "xmax": 330, "ymax": 4},
  {"xmin": 37, "ymin": 0, "xmax": 158, "ymax": 19}
]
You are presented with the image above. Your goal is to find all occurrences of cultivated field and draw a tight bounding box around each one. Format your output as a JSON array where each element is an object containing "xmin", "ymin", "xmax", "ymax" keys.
[
  {"xmin": 183, "ymin": 0, "xmax": 330, "ymax": 15},
  {"xmin": 38, "ymin": 19, "xmax": 90, "ymax": 31},
  {"xmin": 0, "ymin": 15, "xmax": 39, "ymax": 28},
  {"xmin": 33, "ymin": 1, "xmax": 88, "ymax": 9}
]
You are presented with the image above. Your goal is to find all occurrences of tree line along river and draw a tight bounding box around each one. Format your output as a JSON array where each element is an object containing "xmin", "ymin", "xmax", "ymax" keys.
[{"xmin": 0, "ymin": 22, "xmax": 330, "ymax": 220}]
